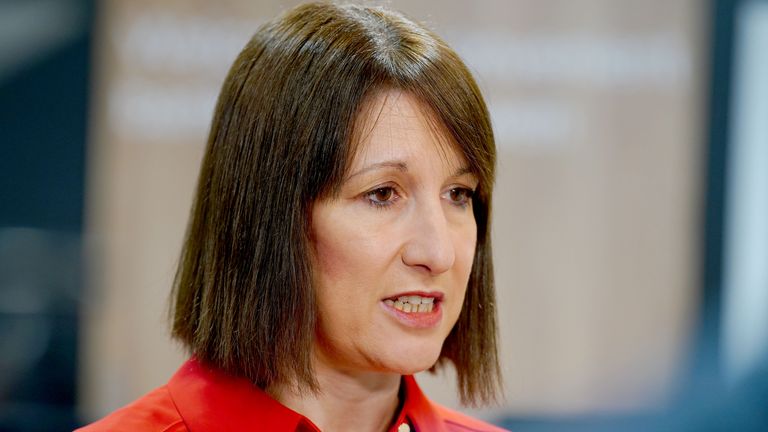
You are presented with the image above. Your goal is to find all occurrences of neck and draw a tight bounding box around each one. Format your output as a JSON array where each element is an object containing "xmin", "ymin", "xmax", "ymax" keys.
[{"xmin": 269, "ymin": 353, "xmax": 402, "ymax": 432}]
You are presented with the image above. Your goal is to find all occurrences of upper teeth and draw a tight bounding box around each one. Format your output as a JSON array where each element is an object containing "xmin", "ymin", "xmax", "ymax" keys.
[
  {"xmin": 384, "ymin": 295, "xmax": 436, "ymax": 313},
  {"xmin": 397, "ymin": 295, "xmax": 434, "ymax": 305}
]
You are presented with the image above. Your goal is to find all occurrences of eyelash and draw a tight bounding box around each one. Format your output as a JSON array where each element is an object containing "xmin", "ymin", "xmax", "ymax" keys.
[
  {"xmin": 363, "ymin": 185, "xmax": 475, "ymax": 209},
  {"xmin": 446, "ymin": 187, "xmax": 475, "ymax": 208},
  {"xmin": 365, "ymin": 186, "xmax": 400, "ymax": 209}
]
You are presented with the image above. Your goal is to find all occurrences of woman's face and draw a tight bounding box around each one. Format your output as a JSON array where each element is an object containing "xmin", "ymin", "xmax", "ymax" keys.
[{"xmin": 310, "ymin": 90, "xmax": 478, "ymax": 375}]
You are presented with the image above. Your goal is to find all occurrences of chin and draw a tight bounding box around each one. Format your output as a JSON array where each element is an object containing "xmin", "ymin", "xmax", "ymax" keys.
[{"xmin": 383, "ymin": 340, "xmax": 444, "ymax": 375}]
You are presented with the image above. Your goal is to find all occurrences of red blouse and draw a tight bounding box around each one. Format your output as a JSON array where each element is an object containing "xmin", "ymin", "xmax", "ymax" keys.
[{"xmin": 77, "ymin": 357, "xmax": 508, "ymax": 432}]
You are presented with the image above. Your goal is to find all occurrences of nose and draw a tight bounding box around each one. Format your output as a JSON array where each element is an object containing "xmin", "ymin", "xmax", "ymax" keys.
[{"xmin": 401, "ymin": 201, "xmax": 456, "ymax": 275}]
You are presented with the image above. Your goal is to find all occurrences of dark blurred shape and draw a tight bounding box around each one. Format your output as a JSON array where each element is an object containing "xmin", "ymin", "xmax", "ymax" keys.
[
  {"xmin": 497, "ymin": 355, "xmax": 768, "ymax": 431},
  {"xmin": 0, "ymin": 0, "xmax": 93, "ymax": 430},
  {"xmin": 664, "ymin": 356, "xmax": 768, "ymax": 431},
  {"xmin": 0, "ymin": 0, "xmax": 90, "ymax": 230},
  {"xmin": 0, "ymin": 230, "xmax": 82, "ymax": 431}
]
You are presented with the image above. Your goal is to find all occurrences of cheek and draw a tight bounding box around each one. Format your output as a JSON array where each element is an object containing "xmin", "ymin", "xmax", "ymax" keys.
[
  {"xmin": 313, "ymin": 237, "xmax": 348, "ymax": 285},
  {"xmin": 312, "ymin": 233, "xmax": 352, "ymax": 342},
  {"xmin": 313, "ymin": 227, "xmax": 379, "ymax": 287},
  {"xmin": 449, "ymin": 223, "xmax": 477, "ymax": 317},
  {"xmin": 456, "ymin": 222, "xmax": 478, "ymax": 276},
  {"xmin": 311, "ymin": 207, "xmax": 357, "ymax": 285},
  {"xmin": 312, "ymin": 206, "xmax": 400, "ymax": 285},
  {"xmin": 311, "ymin": 214, "xmax": 393, "ymax": 321}
]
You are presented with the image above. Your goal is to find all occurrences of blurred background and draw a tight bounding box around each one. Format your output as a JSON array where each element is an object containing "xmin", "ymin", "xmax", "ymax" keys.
[{"xmin": 0, "ymin": 0, "xmax": 766, "ymax": 430}]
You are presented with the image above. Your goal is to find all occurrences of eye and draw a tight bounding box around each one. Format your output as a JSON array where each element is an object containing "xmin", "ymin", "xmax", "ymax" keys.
[
  {"xmin": 364, "ymin": 186, "xmax": 399, "ymax": 208},
  {"xmin": 445, "ymin": 187, "xmax": 474, "ymax": 207}
]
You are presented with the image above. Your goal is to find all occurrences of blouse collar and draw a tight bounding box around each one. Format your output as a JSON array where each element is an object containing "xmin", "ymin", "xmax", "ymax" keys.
[{"xmin": 167, "ymin": 357, "xmax": 448, "ymax": 432}]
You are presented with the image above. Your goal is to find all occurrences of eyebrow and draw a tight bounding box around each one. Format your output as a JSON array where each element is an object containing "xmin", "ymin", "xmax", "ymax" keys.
[{"xmin": 344, "ymin": 160, "xmax": 475, "ymax": 182}]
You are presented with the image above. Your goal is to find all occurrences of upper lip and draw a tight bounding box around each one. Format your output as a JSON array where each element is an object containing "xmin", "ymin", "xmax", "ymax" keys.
[{"xmin": 383, "ymin": 291, "xmax": 444, "ymax": 302}]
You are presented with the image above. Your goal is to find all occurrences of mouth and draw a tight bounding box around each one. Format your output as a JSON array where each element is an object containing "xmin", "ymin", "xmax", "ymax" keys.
[{"xmin": 380, "ymin": 292, "xmax": 444, "ymax": 329}]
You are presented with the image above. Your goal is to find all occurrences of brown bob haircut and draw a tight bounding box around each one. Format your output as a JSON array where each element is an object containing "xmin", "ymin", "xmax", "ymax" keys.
[{"xmin": 171, "ymin": 1, "xmax": 499, "ymax": 406}]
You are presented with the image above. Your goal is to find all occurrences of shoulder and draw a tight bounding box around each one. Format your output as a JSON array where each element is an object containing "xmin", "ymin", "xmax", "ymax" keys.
[
  {"xmin": 75, "ymin": 386, "xmax": 187, "ymax": 432},
  {"xmin": 432, "ymin": 403, "xmax": 510, "ymax": 432}
]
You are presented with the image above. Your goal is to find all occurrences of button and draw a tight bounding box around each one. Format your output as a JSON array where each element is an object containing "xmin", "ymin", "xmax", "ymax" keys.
[{"xmin": 397, "ymin": 423, "xmax": 410, "ymax": 432}]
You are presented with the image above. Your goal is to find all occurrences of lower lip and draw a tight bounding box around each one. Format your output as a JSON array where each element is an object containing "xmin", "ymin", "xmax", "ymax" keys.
[{"xmin": 380, "ymin": 301, "xmax": 443, "ymax": 329}]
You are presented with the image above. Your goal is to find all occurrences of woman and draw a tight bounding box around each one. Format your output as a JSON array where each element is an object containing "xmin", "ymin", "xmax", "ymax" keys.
[{"xmin": 79, "ymin": 2, "xmax": 504, "ymax": 431}]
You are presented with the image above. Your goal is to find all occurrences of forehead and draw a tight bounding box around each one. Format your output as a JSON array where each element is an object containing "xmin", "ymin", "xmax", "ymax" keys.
[{"xmin": 349, "ymin": 89, "xmax": 466, "ymax": 171}]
